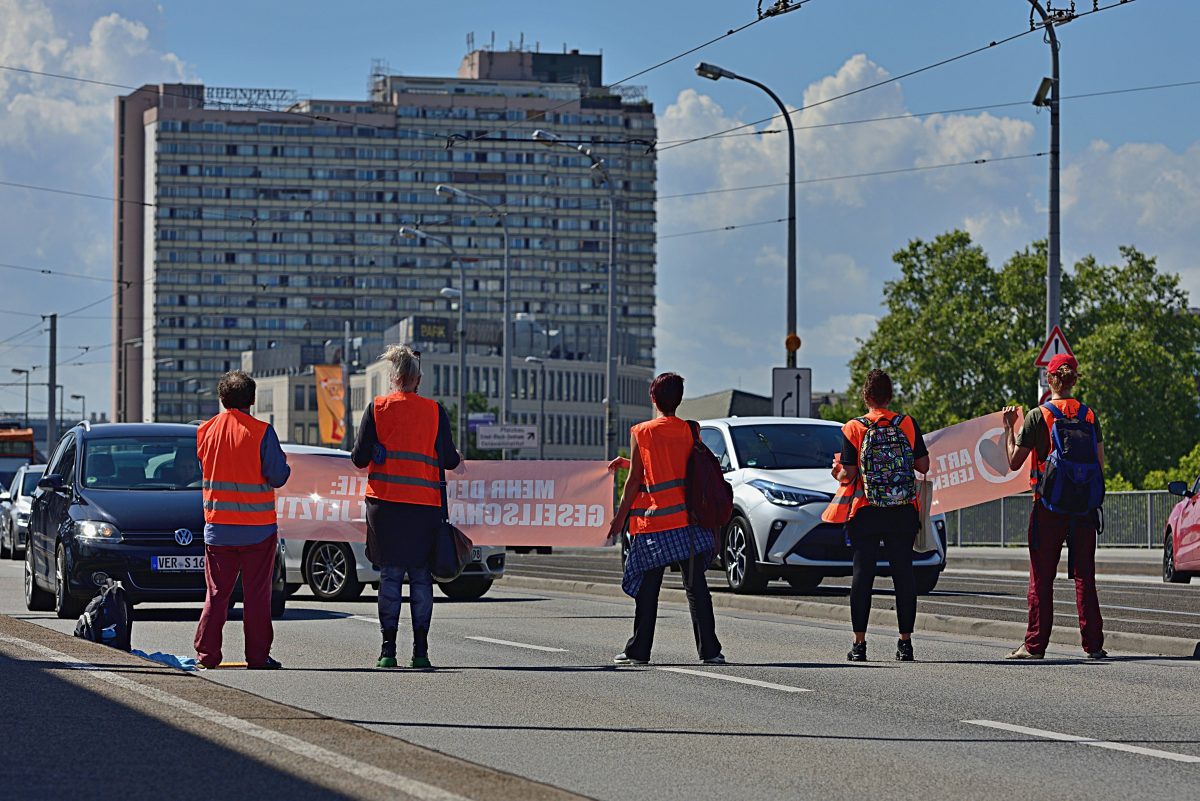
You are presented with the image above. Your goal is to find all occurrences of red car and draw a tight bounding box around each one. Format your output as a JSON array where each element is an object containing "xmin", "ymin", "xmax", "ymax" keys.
[{"xmin": 1164, "ymin": 480, "xmax": 1200, "ymax": 583}]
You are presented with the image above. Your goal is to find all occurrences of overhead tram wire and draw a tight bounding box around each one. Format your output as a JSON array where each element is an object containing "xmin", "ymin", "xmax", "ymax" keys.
[{"xmin": 657, "ymin": 0, "xmax": 1140, "ymax": 154}]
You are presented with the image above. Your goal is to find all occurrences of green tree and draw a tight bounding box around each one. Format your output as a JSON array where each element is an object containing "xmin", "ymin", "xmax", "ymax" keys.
[{"xmin": 446, "ymin": 392, "xmax": 501, "ymax": 460}]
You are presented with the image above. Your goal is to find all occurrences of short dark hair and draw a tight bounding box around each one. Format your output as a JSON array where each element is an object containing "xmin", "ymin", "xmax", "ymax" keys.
[
  {"xmin": 861, "ymin": 369, "xmax": 893, "ymax": 407},
  {"xmin": 217, "ymin": 370, "xmax": 256, "ymax": 410},
  {"xmin": 649, "ymin": 372, "xmax": 685, "ymax": 415}
]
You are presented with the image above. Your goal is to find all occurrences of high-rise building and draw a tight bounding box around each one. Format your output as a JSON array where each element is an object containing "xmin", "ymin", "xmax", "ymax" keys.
[{"xmin": 113, "ymin": 48, "xmax": 657, "ymax": 423}]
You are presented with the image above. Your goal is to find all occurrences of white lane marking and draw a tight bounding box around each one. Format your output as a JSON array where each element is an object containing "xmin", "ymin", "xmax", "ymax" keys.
[
  {"xmin": 464, "ymin": 636, "xmax": 568, "ymax": 653},
  {"xmin": 657, "ymin": 667, "xmax": 811, "ymax": 693},
  {"xmin": 0, "ymin": 635, "xmax": 473, "ymax": 800},
  {"xmin": 964, "ymin": 719, "xmax": 1200, "ymax": 764}
]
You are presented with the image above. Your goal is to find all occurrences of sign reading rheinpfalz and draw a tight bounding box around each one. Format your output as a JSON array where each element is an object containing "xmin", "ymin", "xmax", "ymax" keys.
[
  {"xmin": 477, "ymin": 424, "xmax": 538, "ymax": 450},
  {"xmin": 275, "ymin": 453, "xmax": 611, "ymax": 546}
]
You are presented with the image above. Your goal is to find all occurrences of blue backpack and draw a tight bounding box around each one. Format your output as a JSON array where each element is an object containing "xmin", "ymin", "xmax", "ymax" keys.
[{"xmin": 1038, "ymin": 402, "xmax": 1105, "ymax": 516}]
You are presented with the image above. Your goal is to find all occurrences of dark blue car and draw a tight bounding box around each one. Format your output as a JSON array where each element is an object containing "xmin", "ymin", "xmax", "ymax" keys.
[{"xmin": 24, "ymin": 421, "xmax": 285, "ymax": 619}]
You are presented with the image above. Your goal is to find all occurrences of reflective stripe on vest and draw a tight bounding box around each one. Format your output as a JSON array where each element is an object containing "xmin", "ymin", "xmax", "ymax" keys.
[
  {"xmin": 629, "ymin": 417, "xmax": 692, "ymax": 535},
  {"xmin": 197, "ymin": 410, "xmax": 277, "ymax": 527},
  {"xmin": 366, "ymin": 392, "xmax": 443, "ymax": 507},
  {"xmin": 821, "ymin": 480, "xmax": 864, "ymax": 524}
]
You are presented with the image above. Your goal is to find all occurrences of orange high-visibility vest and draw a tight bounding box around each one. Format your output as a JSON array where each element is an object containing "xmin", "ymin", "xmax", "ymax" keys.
[
  {"xmin": 628, "ymin": 416, "xmax": 692, "ymax": 535},
  {"xmin": 1029, "ymin": 399, "xmax": 1097, "ymax": 497},
  {"xmin": 821, "ymin": 410, "xmax": 918, "ymax": 524},
  {"xmin": 197, "ymin": 409, "xmax": 277, "ymax": 526},
  {"xmin": 366, "ymin": 393, "xmax": 442, "ymax": 507}
]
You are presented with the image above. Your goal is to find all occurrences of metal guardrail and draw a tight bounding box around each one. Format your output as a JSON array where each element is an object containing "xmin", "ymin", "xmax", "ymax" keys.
[{"xmin": 945, "ymin": 491, "xmax": 1176, "ymax": 548}]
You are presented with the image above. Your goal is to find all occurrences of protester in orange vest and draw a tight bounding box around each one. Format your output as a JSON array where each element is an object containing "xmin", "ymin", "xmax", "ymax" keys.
[
  {"xmin": 352, "ymin": 345, "xmax": 464, "ymax": 668},
  {"xmin": 607, "ymin": 372, "xmax": 724, "ymax": 666},
  {"xmin": 1001, "ymin": 353, "xmax": 1107, "ymax": 659},
  {"xmin": 194, "ymin": 370, "xmax": 290, "ymax": 670},
  {"xmin": 828, "ymin": 369, "xmax": 930, "ymax": 662}
]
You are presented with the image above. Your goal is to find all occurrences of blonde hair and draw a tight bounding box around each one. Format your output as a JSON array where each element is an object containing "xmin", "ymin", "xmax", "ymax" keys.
[{"xmin": 381, "ymin": 344, "xmax": 421, "ymax": 391}]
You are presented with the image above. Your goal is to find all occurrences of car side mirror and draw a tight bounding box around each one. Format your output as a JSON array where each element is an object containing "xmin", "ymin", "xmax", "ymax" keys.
[
  {"xmin": 1167, "ymin": 481, "xmax": 1191, "ymax": 498},
  {"xmin": 37, "ymin": 474, "xmax": 65, "ymax": 493}
]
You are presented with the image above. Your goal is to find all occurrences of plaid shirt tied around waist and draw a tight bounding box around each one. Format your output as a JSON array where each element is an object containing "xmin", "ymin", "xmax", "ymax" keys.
[{"xmin": 621, "ymin": 524, "xmax": 716, "ymax": 598}]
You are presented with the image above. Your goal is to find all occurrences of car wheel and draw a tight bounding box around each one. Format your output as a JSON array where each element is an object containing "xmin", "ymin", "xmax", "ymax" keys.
[
  {"xmin": 724, "ymin": 514, "xmax": 768, "ymax": 594},
  {"xmin": 54, "ymin": 544, "xmax": 85, "ymax": 620},
  {"xmin": 24, "ymin": 544, "xmax": 53, "ymax": 611},
  {"xmin": 786, "ymin": 570, "xmax": 822, "ymax": 593},
  {"xmin": 7, "ymin": 529, "xmax": 22, "ymax": 561},
  {"xmin": 1164, "ymin": 530, "xmax": 1191, "ymax": 584},
  {"xmin": 0, "ymin": 524, "xmax": 9, "ymax": 559},
  {"xmin": 437, "ymin": 576, "xmax": 494, "ymax": 600},
  {"xmin": 305, "ymin": 542, "xmax": 363, "ymax": 602},
  {"xmin": 914, "ymin": 566, "xmax": 941, "ymax": 595}
]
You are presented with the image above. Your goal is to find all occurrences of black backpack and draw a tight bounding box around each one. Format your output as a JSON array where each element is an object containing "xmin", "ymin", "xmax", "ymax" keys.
[{"xmin": 73, "ymin": 580, "xmax": 133, "ymax": 652}]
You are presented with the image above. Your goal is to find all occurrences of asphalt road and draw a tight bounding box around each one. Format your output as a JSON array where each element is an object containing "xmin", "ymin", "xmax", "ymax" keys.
[
  {"xmin": 505, "ymin": 548, "xmax": 1200, "ymax": 641},
  {"xmin": 3, "ymin": 556, "xmax": 1199, "ymax": 801}
]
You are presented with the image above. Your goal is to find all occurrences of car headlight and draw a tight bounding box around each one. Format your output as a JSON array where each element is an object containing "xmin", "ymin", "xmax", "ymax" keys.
[
  {"xmin": 74, "ymin": 520, "xmax": 123, "ymax": 543},
  {"xmin": 747, "ymin": 479, "xmax": 830, "ymax": 507}
]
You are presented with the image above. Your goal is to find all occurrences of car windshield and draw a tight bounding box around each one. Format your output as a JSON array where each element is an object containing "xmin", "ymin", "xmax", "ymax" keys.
[
  {"xmin": 83, "ymin": 436, "xmax": 201, "ymax": 490},
  {"xmin": 21, "ymin": 470, "xmax": 43, "ymax": 495},
  {"xmin": 729, "ymin": 424, "xmax": 844, "ymax": 470}
]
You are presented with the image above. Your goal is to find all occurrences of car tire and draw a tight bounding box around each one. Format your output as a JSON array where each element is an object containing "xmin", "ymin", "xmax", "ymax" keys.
[
  {"xmin": 786, "ymin": 570, "xmax": 823, "ymax": 593},
  {"xmin": 1164, "ymin": 530, "xmax": 1191, "ymax": 584},
  {"xmin": 0, "ymin": 523, "xmax": 10, "ymax": 559},
  {"xmin": 54, "ymin": 544, "xmax": 85, "ymax": 620},
  {"xmin": 7, "ymin": 524, "xmax": 23, "ymax": 561},
  {"xmin": 724, "ymin": 514, "xmax": 768, "ymax": 594},
  {"xmin": 304, "ymin": 542, "xmax": 363, "ymax": 602},
  {"xmin": 25, "ymin": 544, "xmax": 53, "ymax": 611},
  {"xmin": 914, "ymin": 566, "xmax": 941, "ymax": 595},
  {"xmin": 284, "ymin": 582, "xmax": 301, "ymax": 597},
  {"xmin": 437, "ymin": 576, "xmax": 494, "ymax": 600}
]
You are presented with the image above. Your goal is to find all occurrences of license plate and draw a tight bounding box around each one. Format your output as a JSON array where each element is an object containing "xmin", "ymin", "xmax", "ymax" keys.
[
  {"xmin": 471, "ymin": 547, "xmax": 482, "ymax": 562},
  {"xmin": 151, "ymin": 555, "xmax": 205, "ymax": 572}
]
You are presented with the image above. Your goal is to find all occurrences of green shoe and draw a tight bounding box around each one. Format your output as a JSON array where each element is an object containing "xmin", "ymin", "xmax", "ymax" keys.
[
  {"xmin": 376, "ymin": 656, "xmax": 398, "ymax": 668},
  {"xmin": 409, "ymin": 656, "xmax": 432, "ymax": 669}
]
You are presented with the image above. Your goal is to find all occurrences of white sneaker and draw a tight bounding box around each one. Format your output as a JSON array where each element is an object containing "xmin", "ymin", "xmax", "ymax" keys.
[
  {"xmin": 613, "ymin": 652, "xmax": 648, "ymax": 666},
  {"xmin": 1005, "ymin": 644, "xmax": 1044, "ymax": 659}
]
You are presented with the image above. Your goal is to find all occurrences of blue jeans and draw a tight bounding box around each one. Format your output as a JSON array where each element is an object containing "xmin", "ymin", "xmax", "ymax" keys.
[{"xmin": 377, "ymin": 565, "xmax": 433, "ymax": 633}]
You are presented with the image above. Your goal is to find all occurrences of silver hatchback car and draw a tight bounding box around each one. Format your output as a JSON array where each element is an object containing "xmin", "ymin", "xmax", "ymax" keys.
[
  {"xmin": 278, "ymin": 444, "xmax": 505, "ymax": 601},
  {"xmin": 696, "ymin": 417, "xmax": 947, "ymax": 595}
]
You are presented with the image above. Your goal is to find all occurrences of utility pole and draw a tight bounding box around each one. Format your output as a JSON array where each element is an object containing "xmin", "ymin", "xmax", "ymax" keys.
[
  {"xmin": 45, "ymin": 314, "xmax": 57, "ymax": 454},
  {"xmin": 341, "ymin": 320, "xmax": 354, "ymax": 451}
]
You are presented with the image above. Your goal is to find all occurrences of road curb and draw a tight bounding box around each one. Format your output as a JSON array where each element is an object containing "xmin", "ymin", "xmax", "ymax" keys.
[
  {"xmin": 499, "ymin": 575, "xmax": 1200, "ymax": 659},
  {"xmin": 949, "ymin": 556, "xmax": 1161, "ymax": 577}
]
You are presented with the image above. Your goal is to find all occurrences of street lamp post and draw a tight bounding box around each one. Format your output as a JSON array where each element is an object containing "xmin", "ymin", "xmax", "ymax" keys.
[
  {"xmin": 400, "ymin": 226, "xmax": 468, "ymax": 448},
  {"xmin": 695, "ymin": 62, "xmax": 799, "ymax": 368},
  {"xmin": 532, "ymin": 129, "xmax": 621, "ymax": 460},
  {"xmin": 525, "ymin": 356, "xmax": 546, "ymax": 459},
  {"xmin": 71, "ymin": 394, "xmax": 85, "ymax": 424},
  {"xmin": 437, "ymin": 184, "xmax": 511, "ymax": 448},
  {"xmin": 11, "ymin": 369, "xmax": 29, "ymax": 427},
  {"xmin": 1029, "ymin": 0, "xmax": 1068, "ymax": 394},
  {"xmin": 121, "ymin": 337, "xmax": 143, "ymax": 422}
]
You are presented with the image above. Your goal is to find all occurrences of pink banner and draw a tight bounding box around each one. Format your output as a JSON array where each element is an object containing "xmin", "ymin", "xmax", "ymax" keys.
[
  {"xmin": 923, "ymin": 410, "xmax": 1029, "ymax": 515},
  {"xmin": 275, "ymin": 453, "xmax": 612, "ymax": 547}
]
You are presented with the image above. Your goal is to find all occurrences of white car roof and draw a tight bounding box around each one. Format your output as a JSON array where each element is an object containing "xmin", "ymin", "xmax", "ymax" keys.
[{"xmin": 697, "ymin": 416, "xmax": 843, "ymax": 429}]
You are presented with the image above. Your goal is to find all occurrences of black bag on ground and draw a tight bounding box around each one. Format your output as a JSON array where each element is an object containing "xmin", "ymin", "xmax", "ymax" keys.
[
  {"xmin": 685, "ymin": 420, "xmax": 734, "ymax": 533},
  {"xmin": 73, "ymin": 580, "xmax": 133, "ymax": 652}
]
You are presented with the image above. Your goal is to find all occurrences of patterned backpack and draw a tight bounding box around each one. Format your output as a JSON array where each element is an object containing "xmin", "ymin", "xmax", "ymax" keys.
[{"xmin": 857, "ymin": 414, "xmax": 916, "ymax": 507}]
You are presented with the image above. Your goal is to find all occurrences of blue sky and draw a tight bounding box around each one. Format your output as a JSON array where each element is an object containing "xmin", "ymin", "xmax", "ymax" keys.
[{"xmin": 0, "ymin": 0, "xmax": 1193, "ymax": 416}]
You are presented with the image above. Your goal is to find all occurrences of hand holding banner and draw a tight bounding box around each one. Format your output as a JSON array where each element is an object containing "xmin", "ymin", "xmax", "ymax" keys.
[{"xmin": 923, "ymin": 410, "xmax": 1028, "ymax": 515}]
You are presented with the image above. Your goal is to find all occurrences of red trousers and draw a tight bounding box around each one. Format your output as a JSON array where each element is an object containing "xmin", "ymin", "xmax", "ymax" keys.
[
  {"xmin": 194, "ymin": 534, "xmax": 276, "ymax": 667},
  {"xmin": 1024, "ymin": 504, "xmax": 1104, "ymax": 654}
]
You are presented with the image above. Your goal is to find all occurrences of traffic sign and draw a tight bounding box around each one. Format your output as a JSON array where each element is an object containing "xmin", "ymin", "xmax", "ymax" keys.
[
  {"xmin": 477, "ymin": 424, "xmax": 538, "ymax": 450},
  {"xmin": 1034, "ymin": 325, "xmax": 1074, "ymax": 367},
  {"xmin": 772, "ymin": 368, "xmax": 812, "ymax": 418},
  {"xmin": 467, "ymin": 412, "xmax": 496, "ymax": 433}
]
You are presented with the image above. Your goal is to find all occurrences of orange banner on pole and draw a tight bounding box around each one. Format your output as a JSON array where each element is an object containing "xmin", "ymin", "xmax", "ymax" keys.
[
  {"xmin": 313, "ymin": 365, "xmax": 345, "ymax": 445},
  {"xmin": 924, "ymin": 410, "xmax": 1029, "ymax": 515},
  {"xmin": 275, "ymin": 452, "xmax": 613, "ymax": 547}
]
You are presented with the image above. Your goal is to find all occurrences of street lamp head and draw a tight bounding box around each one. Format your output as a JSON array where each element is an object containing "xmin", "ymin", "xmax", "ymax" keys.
[
  {"xmin": 1032, "ymin": 76, "xmax": 1054, "ymax": 107},
  {"xmin": 436, "ymin": 184, "xmax": 461, "ymax": 198},
  {"xmin": 524, "ymin": 356, "xmax": 544, "ymax": 365},
  {"xmin": 532, "ymin": 129, "xmax": 559, "ymax": 145},
  {"xmin": 70, "ymin": 394, "xmax": 84, "ymax": 401},
  {"xmin": 398, "ymin": 226, "xmax": 420, "ymax": 240},
  {"xmin": 11, "ymin": 368, "xmax": 28, "ymax": 375},
  {"xmin": 439, "ymin": 287, "xmax": 462, "ymax": 299},
  {"xmin": 695, "ymin": 62, "xmax": 737, "ymax": 81}
]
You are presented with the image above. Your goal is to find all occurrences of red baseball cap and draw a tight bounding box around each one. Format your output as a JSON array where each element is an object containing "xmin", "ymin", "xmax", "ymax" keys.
[{"xmin": 1046, "ymin": 353, "xmax": 1078, "ymax": 374}]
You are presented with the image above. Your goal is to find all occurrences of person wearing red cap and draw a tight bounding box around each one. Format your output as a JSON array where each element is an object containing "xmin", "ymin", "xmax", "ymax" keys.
[{"xmin": 1001, "ymin": 353, "xmax": 1107, "ymax": 659}]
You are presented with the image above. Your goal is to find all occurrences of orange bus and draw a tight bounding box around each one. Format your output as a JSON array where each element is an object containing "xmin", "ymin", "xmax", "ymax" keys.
[{"xmin": 0, "ymin": 424, "xmax": 37, "ymax": 487}]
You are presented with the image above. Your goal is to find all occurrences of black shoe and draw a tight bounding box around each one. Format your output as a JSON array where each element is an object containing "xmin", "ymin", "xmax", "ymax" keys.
[
  {"xmin": 847, "ymin": 642, "xmax": 867, "ymax": 662},
  {"xmin": 247, "ymin": 656, "xmax": 282, "ymax": 670},
  {"xmin": 896, "ymin": 639, "xmax": 915, "ymax": 662},
  {"xmin": 377, "ymin": 629, "xmax": 398, "ymax": 668}
]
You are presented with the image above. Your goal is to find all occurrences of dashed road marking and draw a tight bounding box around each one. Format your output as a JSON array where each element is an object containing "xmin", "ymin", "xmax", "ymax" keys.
[
  {"xmin": 963, "ymin": 719, "xmax": 1200, "ymax": 764},
  {"xmin": 465, "ymin": 636, "xmax": 569, "ymax": 652},
  {"xmin": 657, "ymin": 667, "xmax": 811, "ymax": 693},
  {"xmin": 0, "ymin": 635, "xmax": 474, "ymax": 800}
]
